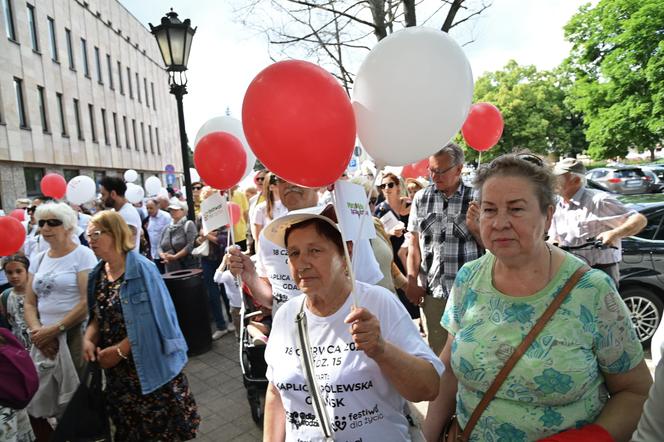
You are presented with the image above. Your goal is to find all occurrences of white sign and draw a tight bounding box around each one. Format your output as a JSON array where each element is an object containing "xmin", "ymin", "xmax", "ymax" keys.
[
  {"xmin": 200, "ymin": 192, "xmax": 230, "ymax": 235},
  {"xmin": 379, "ymin": 211, "xmax": 402, "ymax": 233},
  {"xmin": 333, "ymin": 180, "xmax": 376, "ymax": 241}
]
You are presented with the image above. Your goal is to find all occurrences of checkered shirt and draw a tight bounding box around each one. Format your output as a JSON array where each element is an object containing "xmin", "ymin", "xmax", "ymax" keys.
[{"xmin": 408, "ymin": 182, "xmax": 483, "ymax": 299}]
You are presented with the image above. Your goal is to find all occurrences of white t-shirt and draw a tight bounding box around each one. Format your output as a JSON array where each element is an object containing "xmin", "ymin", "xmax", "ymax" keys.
[
  {"xmin": 251, "ymin": 200, "xmax": 288, "ymax": 227},
  {"xmin": 214, "ymin": 269, "xmax": 242, "ymax": 308},
  {"xmin": 256, "ymin": 233, "xmax": 383, "ymax": 315},
  {"xmin": 29, "ymin": 246, "xmax": 98, "ymax": 325},
  {"xmin": 117, "ymin": 202, "xmax": 142, "ymax": 252},
  {"xmin": 265, "ymin": 282, "xmax": 443, "ymax": 442}
]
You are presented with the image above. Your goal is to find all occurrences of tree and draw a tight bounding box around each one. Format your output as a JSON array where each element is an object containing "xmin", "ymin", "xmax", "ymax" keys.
[
  {"xmin": 234, "ymin": 0, "xmax": 491, "ymax": 94},
  {"xmin": 460, "ymin": 60, "xmax": 587, "ymax": 162},
  {"xmin": 564, "ymin": 0, "xmax": 664, "ymax": 160}
]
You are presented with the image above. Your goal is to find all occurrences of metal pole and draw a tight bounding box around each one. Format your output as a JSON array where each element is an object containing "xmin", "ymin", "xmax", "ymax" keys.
[{"xmin": 171, "ymin": 83, "xmax": 196, "ymax": 221}]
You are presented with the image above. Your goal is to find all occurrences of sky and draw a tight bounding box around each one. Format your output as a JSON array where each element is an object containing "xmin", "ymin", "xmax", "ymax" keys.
[{"xmin": 122, "ymin": 0, "xmax": 594, "ymax": 144}]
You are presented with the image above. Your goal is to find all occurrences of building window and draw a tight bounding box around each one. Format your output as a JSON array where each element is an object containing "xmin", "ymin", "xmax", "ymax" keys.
[
  {"xmin": 101, "ymin": 108, "xmax": 109, "ymax": 145},
  {"xmin": 148, "ymin": 124, "xmax": 154, "ymax": 153},
  {"xmin": 73, "ymin": 98, "xmax": 82, "ymax": 139},
  {"xmin": 94, "ymin": 47, "xmax": 102, "ymax": 84},
  {"xmin": 80, "ymin": 38, "xmax": 89, "ymax": 77},
  {"xmin": 117, "ymin": 61, "xmax": 124, "ymax": 94},
  {"xmin": 47, "ymin": 17, "xmax": 58, "ymax": 61},
  {"xmin": 13, "ymin": 77, "xmax": 28, "ymax": 128},
  {"xmin": 63, "ymin": 169, "xmax": 78, "ymax": 182},
  {"xmin": 37, "ymin": 86, "xmax": 49, "ymax": 133},
  {"xmin": 24, "ymin": 167, "xmax": 45, "ymax": 197},
  {"xmin": 27, "ymin": 4, "xmax": 39, "ymax": 52},
  {"xmin": 65, "ymin": 28, "xmax": 74, "ymax": 69},
  {"xmin": 106, "ymin": 54, "xmax": 113, "ymax": 90},
  {"xmin": 155, "ymin": 127, "xmax": 160, "ymax": 155},
  {"xmin": 3, "ymin": 0, "xmax": 16, "ymax": 41},
  {"xmin": 123, "ymin": 116, "xmax": 130, "ymax": 149},
  {"xmin": 112, "ymin": 112, "xmax": 119, "ymax": 147},
  {"xmin": 132, "ymin": 119, "xmax": 138, "ymax": 151},
  {"xmin": 135, "ymin": 72, "xmax": 141, "ymax": 103},
  {"xmin": 144, "ymin": 78, "xmax": 149, "ymax": 107},
  {"xmin": 126, "ymin": 67, "xmax": 133, "ymax": 98},
  {"xmin": 56, "ymin": 92, "xmax": 66, "ymax": 136},
  {"xmin": 151, "ymin": 82, "xmax": 156, "ymax": 112},
  {"xmin": 140, "ymin": 122, "xmax": 146, "ymax": 152},
  {"xmin": 88, "ymin": 104, "xmax": 97, "ymax": 142}
]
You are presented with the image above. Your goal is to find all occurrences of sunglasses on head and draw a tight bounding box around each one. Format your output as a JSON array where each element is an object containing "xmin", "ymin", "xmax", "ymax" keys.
[
  {"xmin": 379, "ymin": 182, "xmax": 396, "ymax": 190},
  {"xmin": 516, "ymin": 153, "xmax": 544, "ymax": 167},
  {"xmin": 38, "ymin": 219, "xmax": 63, "ymax": 228}
]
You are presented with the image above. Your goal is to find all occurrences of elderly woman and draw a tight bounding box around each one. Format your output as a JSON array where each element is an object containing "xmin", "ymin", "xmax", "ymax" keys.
[
  {"xmin": 261, "ymin": 207, "xmax": 443, "ymax": 441},
  {"xmin": 158, "ymin": 199, "xmax": 198, "ymax": 272},
  {"xmin": 24, "ymin": 202, "xmax": 97, "ymax": 374},
  {"xmin": 423, "ymin": 155, "xmax": 652, "ymax": 442},
  {"xmin": 82, "ymin": 211, "xmax": 199, "ymax": 441}
]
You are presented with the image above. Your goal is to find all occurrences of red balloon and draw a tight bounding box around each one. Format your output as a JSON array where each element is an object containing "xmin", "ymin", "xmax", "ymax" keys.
[
  {"xmin": 242, "ymin": 60, "xmax": 356, "ymax": 188},
  {"xmin": 0, "ymin": 216, "xmax": 26, "ymax": 256},
  {"xmin": 40, "ymin": 173, "xmax": 67, "ymax": 199},
  {"xmin": 402, "ymin": 159, "xmax": 429, "ymax": 179},
  {"xmin": 9, "ymin": 209, "xmax": 25, "ymax": 222},
  {"xmin": 194, "ymin": 132, "xmax": 247, "ymax": 191},
  {"xmin": 228, "ymin": 202, "xmax": 241, "ymax": 226},
  {"xmin": 462, "ymin": 102, "xmax": 504, "ymax": 152}
]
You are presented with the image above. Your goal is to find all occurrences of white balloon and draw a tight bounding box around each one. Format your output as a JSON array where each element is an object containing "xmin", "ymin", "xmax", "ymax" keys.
[
  {"xmin": 145, "ymin": 176, "xmax": 162, "ymax": 196},
  {"xmin": 123, "ymin": 169, "xmax": 138, "ymax": 183},
  {"xmin": 126, "ymin": 183, "xmax": 145, "ymax": 204},
  {"xmin": 352, "ymin": 27, "xmax": 474, "ymax": 167},
  {"xmin": 66, "ymin": 175, "xmax": 97, "ymax": 205},
  {"xmin": 194, "ymin": 116, "xmax": 256, "ymax": 181},
  {"xmin": 157, "ymin": 187, "xmax": 169, "ymax": 199}
]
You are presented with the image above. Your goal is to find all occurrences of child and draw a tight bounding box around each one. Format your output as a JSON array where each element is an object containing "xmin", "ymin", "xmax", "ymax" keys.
[{"xmin": 1, "ymin": 255, "xmax": 32, "ymax": 350}]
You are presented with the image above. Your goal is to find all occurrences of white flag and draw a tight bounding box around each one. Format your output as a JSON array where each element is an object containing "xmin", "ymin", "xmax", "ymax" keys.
[
  {"xmin": 200, "ymin": 192, "xmax": 229, "ymax": 235},
  {"xmin": 333, "ymin": 180, "xmax": 376, "ymax": 241}
]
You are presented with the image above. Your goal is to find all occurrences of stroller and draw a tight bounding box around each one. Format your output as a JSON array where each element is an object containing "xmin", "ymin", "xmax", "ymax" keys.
[{"xmin": 238, "ymin": 285, "xmax": 269, "ymax": 426}]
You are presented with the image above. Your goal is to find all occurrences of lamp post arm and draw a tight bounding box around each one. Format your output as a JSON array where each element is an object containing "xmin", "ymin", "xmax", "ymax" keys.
[{"xmin": 171, "ymin": 83, "xmax": 196, "ymax": 221}]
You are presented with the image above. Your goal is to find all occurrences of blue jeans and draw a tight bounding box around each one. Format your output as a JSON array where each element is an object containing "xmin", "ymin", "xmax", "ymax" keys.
[{"xmin": 201, "ymin": 258, "xmax": 227, "ymax": 331}]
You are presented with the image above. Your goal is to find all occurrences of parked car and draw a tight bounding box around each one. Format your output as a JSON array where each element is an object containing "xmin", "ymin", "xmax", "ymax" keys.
[
  {"xmin": 616, "ymin": 193, "xmax": 664, "ymax": 345},
  {"xmin": 640, "ymin": 165, "xmax": 664, "ymax": 193},
  {"xmin": 586, "ymin": 167, "xmax": 650, "ymax": 194}
]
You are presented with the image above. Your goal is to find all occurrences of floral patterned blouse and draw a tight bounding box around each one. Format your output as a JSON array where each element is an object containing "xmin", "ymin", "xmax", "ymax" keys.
[{"xmin": 442, "ymin": 252, "xmax": 643, "ymax": 441}]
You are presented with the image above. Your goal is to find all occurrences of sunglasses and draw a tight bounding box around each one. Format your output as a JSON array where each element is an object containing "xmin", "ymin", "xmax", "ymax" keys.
[
  {"xmin": 87, "ymin": 230, "xmax": 106, "ymax": 241},
  {"xmin": 27, "ymin": 206, "xmax": 37, "ymax": 214},
  {"xmin": 516, "ymin": 153, "xmax": 544, "ymax": 167},
  {"xmin": 38, "ymin": 219, "xmax": 63, "ymax": 228},
  {"xmin": 379, "ymin": 182, "xmax": 396, "ymax": 190},
  {"xmin": 429, "ymin": 165, "xmax": 457, "ymax": 176},
  {"xmin": 192, "ymin": 185, "xmax": 203, "ymax": 191},
  {"xmin": 256, "ymin": 176, "xmax": 265, "ymax": 183}
]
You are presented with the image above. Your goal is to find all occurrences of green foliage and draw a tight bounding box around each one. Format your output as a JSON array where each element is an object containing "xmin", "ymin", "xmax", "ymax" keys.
[
  {"xmin": 564, "ymin": 0, "xmax": 664, "ymax": 160},
  {"xmin": 462, "ymin": 60, "xmax": 587, "ymax": 162}
]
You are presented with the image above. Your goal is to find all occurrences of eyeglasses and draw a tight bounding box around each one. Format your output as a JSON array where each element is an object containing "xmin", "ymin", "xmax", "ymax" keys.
[
  {"xmin": 379, "ymin": 182, "xmax": 396, "ymax": 190},
  {"xmin": 192, "ymin": 185, "xmax": 203, "ymax": 191},
  {"xmin": 516, "ymin": 153, "xmax": 544, "ymax": 167},
  {"xmin": 38, "ymin": 219, "xmax": 63, "ymax": 228},
  {"xmin": 429, "ymin": 165, "xmax": 458, "ymax": 176},
  {"xmin": 86, "ymin": 230, "xmax": 106, "ymax": 241},
  {"xmin": 27, "ymin": 206, "xmax": 37, "ymax": 214}
]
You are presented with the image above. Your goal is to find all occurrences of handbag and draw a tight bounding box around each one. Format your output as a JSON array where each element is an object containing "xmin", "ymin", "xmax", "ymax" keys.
[
  {"xmin": 442, "ymin": 266, "xmax": 590, "ymax": 442},
  {"xmin": 0, "ymin": 328, "xmax": 38, "ymax": 409},
  {"xmin": 51, "ymin": 362, "xmax": 111, "ymax": 442}
]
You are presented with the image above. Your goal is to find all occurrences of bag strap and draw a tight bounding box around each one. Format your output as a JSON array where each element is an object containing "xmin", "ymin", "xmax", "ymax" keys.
[
  {"xmin": 294, "ymin": 297, "xmax": 334, "ymax": 441},
  {"xmin": 460, "ymin": 265, "xmax": 590, "ymax": 440}
]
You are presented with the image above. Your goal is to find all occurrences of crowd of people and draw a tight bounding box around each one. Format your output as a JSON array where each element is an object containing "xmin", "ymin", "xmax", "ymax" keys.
[{"xmin": 1, "ymin": 146, "xmax": 663, "ymax": 441}]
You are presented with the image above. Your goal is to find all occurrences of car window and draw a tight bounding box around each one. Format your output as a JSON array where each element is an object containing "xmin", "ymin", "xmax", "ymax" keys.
[
  {"xmin": 636, "ymin": 209, "xmax": 664, "ymax": 240},
  {"xmin": 614, "ymin": 169, "xmax": 645, "ymax": 178}
]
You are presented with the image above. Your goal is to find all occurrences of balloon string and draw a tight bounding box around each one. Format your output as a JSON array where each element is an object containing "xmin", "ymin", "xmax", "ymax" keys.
[
  {"xmin": 225, "ymin": 191, "xmax": 235, "ymax": 249},
  {"xmin": 331, "ymin": 190, "xmax": 357, "ymax": 308},
  {"xmin": 478, "ymin": 152, "xmax": 482, "ymax": 169}
]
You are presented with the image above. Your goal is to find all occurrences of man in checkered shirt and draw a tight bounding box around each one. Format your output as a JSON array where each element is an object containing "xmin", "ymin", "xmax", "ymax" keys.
[{"xmin": 407, "ymin": 143, "xmax": 483, "ymax": 355}]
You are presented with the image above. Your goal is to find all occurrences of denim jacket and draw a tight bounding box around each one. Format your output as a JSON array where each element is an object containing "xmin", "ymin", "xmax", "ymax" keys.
[{"xmin": 87, "ymin": 251, "xmax": 188, "ymax": 394}]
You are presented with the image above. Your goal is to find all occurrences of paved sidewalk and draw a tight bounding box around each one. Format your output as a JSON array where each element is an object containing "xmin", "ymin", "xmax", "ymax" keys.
[{"xmin": 184, "ymin": 333, "xmax": 263, "ymax": 441}]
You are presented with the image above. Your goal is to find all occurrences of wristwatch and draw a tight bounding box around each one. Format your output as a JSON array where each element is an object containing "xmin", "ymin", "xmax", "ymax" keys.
[{"xmin": 57, "ymin": 322, "xmax": 66, "ymax": 333}]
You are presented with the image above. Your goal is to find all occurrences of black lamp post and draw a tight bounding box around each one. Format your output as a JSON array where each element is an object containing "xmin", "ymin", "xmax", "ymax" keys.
[{"xmin": 150, "ymin": 9, "xmax": 197, "ymax": 221}]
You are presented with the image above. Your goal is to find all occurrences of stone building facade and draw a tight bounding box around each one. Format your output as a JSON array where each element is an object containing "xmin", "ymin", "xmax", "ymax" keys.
[{"xmin": 0, "ymin": 0, "xmax": 182, "ymax": 211}]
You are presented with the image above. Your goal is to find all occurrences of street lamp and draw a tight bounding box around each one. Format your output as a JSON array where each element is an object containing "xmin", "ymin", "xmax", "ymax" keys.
[{"xmin": 150, "ymin": 9, "xmax": 197, "ymax": 221}]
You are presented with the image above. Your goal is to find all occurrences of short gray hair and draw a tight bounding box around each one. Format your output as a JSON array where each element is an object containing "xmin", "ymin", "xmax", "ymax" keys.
[
  {"xmin": 433, "ymin": 142, "xmax": 464, "ymax": 166},
  {"xmin": 34, "ymin": 202, "xmax": 78, "ymax": 232}
]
